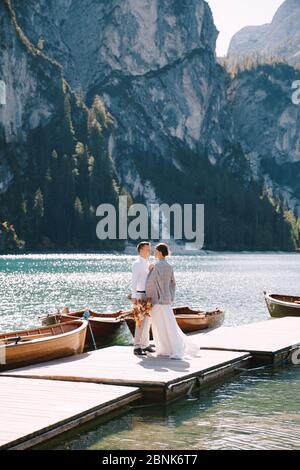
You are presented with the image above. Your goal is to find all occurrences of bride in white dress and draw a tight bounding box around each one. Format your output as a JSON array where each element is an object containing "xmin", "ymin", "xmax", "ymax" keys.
[{"xmin": 145, "ymin": 243, "xmax": 200, "ymax": 360}]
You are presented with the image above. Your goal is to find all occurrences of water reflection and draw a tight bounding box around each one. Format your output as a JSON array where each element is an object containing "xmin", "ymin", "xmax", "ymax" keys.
[
  {"xmin": 1, "ymin": 252, "xmax": 300, "ymax": 332},
  {"xmin": 45, "ymin": 365, "xmax": 300, "ymax": 450}
]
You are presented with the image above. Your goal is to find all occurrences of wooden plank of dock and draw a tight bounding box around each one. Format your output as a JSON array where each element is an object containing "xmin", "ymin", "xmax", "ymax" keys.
[
  {"xmin": 0, "ymin": 377, "xmax": 141, "ymax": 450},
  {"xmin": 1, "ymin": 347, "xmax": 250, "ymax": 401},
  {"xmin": 192, "ymin": 317, "xmax": 300, "ymax": 364}
]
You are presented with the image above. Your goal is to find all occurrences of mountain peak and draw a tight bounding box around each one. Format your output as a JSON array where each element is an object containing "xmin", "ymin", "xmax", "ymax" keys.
[{"xmin": 228, "ymin": 0, "xmax": 300, "ymax": 64}]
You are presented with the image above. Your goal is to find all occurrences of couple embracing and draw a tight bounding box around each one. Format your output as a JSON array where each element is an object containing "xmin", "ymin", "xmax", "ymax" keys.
[{"xmin": 131, "ymin": 241, "xmax": 199, "ymax": 360}]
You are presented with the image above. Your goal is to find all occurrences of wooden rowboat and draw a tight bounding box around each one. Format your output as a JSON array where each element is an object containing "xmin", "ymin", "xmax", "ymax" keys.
[
  {"xmin": 174, "ymin": 307, "xmax": 225, "ymax": 333},
  {"xmin": 264, "ymin": 292, "xmax": 300, "ymax": 318},
  {"xmin": 42, "ymin": 308, "xmax": 123, "ymax": 350},
  {"xmin": 0, "ymin": 319, "xmax": 87, "ymax": 371},
  {"xmin": 124, "ymin": 306, "xmax": 225, "ymax": 338},
  {"xmin": 41, "ymin": 305, "xmax": 225, "ymax": 349}
]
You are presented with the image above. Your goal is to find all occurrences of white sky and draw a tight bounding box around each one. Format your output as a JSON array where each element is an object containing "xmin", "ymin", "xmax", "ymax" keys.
[{"xmin": 206, "ymin": 0, "xmax": 285, "ymax": 56}]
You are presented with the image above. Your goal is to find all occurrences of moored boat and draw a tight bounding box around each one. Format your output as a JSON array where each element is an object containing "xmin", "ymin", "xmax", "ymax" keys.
[
  {"xmin": 0, "ymin": 319, "xmax": 87, "ymax": 371},
  {"xmin": 124, "ymin": 306, "xmax": 225, "ymax": 338},
  {"xmin": 42, "ymin": 308, "xmax": 124, "ymax": 349},
  {"xmin": 264, "ymin": 292, "xmax": 300, "ymax": 318},
  {"xmin": 174, "ymin": 306, "xmax": 225, "ymax": 333}
]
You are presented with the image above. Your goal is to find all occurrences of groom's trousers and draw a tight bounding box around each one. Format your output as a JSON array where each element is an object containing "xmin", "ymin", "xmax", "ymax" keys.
[{"xmin": 133, "ymin": 293, "xmax": 151, "ymax": 350}]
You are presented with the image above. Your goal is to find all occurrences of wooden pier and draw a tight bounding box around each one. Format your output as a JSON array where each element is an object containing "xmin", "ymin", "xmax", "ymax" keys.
[
  {"xmin": 0, "ymin": 377, "xmax": 141, "ymax": 450},
  {"xmin": 192, "ymin": 317, "xmax": 300, "ymax": 364},
  {"xmin": 0, "ymin": 346, "xmax": 250, "ymax": 401}
]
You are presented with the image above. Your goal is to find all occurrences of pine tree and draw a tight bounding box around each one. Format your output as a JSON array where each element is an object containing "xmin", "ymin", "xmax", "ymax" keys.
[
  {"xmin": 88, "ymin": 120, "xmax": 118, "ymax": 207},
  {"xmin": 32, "ymin": 188, "xmax": 44, "ymax": 245},
  {"xmin": 73, "ymin": 196, "xmax": 86, "ymax": 247},
  {"xmin": 61, "ymin": 94, "xmax": 76, "ymax": 156}
]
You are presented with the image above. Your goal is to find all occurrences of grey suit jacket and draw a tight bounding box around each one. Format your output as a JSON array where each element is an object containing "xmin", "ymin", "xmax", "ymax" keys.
[{"xmin": 146, "ymin": 259, "xmax": 176, "ymax": 305}]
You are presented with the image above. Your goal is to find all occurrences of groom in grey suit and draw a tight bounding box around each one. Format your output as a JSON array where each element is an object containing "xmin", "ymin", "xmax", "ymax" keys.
[{"xmin": 131, "ymin": 241, "xmax": 155, "ymax": 356}]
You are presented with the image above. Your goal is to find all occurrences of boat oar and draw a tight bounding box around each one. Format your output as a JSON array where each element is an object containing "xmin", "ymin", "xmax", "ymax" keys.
[
  {"xmin": 83, "ymin": 310, "xmax": 97, "ymax": 350},
  {"xmin": 3, "ymin": 336, "xmax": 22, "ymax": 345},
  {"xmin": 118, "ymin": 310, "xmax": 133, "ymax": 321}
]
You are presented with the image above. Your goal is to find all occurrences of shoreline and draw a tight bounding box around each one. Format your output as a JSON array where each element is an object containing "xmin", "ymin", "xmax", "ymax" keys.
[{"xmin": 0, "ymin": 249, "xmax": 299, "ymax": 257}]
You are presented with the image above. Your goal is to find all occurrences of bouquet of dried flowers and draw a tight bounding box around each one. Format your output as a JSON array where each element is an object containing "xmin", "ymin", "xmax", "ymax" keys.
[{"xmin": 130, "ymin": 297, "xmax": 152, "ymax": 327}]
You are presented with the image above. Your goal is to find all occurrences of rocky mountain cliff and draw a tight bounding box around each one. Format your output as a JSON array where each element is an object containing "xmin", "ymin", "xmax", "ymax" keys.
[
  {"xmin": 0, "ymin": 0, "xmax": 299, "ymax": 251},
  {"xmin": 228, "ymin": 0, "xmax": 300, "ymax": 65},
  {"xmin": 11, "ymin": 0, "xmax": 235, "ymax": 192},
  {"xmin": 229, "ymin": 62, "xmax": 300, "ymax": 217},
  {"xmin": 0, "ymin": 0, "xmax": 120, "ymax": 251},
  {"xmin": 226, "ymin": 0, "xmax": 300, "ymax": 219}
]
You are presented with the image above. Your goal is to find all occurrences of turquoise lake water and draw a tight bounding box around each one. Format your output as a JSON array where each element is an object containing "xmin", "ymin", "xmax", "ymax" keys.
[{"xmin": 0, "ymin": 252, "xmax": 300, "ymax": 449}]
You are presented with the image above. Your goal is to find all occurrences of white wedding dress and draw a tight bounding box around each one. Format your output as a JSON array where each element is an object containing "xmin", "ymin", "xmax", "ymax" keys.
[{"xmin": 151, "ymin": 304, "xmax": 200, "ymax": 360}]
